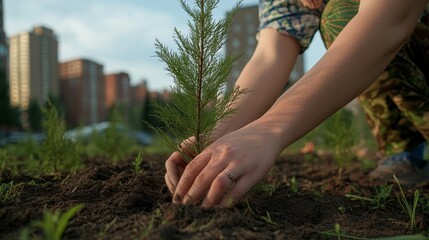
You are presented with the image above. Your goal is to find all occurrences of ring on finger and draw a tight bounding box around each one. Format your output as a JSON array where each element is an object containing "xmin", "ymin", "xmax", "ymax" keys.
[{"xmin": 224, "ymin": 170, "xmax": 235, "ymax": 182}]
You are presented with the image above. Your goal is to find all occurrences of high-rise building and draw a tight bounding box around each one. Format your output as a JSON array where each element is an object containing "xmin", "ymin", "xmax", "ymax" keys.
[
  {"xmin": 8, "ymin": 26, "xmax": 59, "ymax": 110},
  {"xmin": 131, "ymin": 80, "xmax": 149, "ymax": 105},
  {"xmin": 226, "ymin": 5, "xmax": 304, "ymax": 89},
  {"xmin": 104, "ymin": 72, "xmax": 131, "ymax": 109},
  {"xmin": 0, "ymin": 0, "xmax": 7, "ymax": 73},
  {"xmin": 60, "ymin": 58, "xmax": 105, "ymax": 127}
]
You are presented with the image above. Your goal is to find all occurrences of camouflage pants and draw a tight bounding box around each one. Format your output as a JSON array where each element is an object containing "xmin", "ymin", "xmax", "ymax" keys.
[{"xmin": 321, "ymin": 0, "xmax": 429, "ymax": 155}]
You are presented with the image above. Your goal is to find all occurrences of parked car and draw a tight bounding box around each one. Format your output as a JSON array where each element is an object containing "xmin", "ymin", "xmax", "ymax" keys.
[
  {"xmin": 64, "ymin": 122, "xmax": 153, "ymax": 145},
  {"xmin": 0, "ymin": 132, "xmax": 45, "ymax": 147}
]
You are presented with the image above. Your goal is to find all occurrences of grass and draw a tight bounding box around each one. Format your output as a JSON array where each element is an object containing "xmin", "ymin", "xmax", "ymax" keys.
[
  {"xmin": 346, "ymin": 184, "xmax": 392, "ymax": 209},
  {"xmin": 393, "ymin": 175, "xmax": 420, "ymax": 230},
  {"xmin": 0, "ymin": 181, "xmax": 22, "ymax": 203}
]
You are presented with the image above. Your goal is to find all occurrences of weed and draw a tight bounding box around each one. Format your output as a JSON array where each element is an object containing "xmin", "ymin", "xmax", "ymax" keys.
[
  {"xmin": 338, "ymin": 205, "xmax": 346, "ymax": 214},
  {"xmin": 260, "ymin": 211, "xmax": 276, "ymax": 226},
  {"xmin": 324, "ymin": 108, "xmax": 357, "ymax": 180},
  {"xmin": 22, "ymin": 204, "xmax": 85, "ymax": 240},
  {"xmin": 320, "ymin": 223, "xmax": 366, "ymax": 240},
  {"xmin": 346, "ymin": 184, "xmax": 392, "ymax": 209},
  {"xmin": 0, "ymin": 149, "xmax": 7, "ymax": 170},
  {"xmin": 393, "ymin": 175, "xmax": 419, "ymax": 230},
  {"xmin": 251, "ymin": 182, "xmax": 278, "ymax": 196},
  {"xmin": 0, "ymin": 181, "xmax": 22, "ymax": 203},
  {"xmin": 140, "ymin": 207, "xmax": 163, "ymax": 237},
  {"xmin": 132, "ymin": 150, "xmax": 144, "ymax": 174},
  {"xmin": 290, "ymin": 176, "xmax": 298, "ymax": 193}
]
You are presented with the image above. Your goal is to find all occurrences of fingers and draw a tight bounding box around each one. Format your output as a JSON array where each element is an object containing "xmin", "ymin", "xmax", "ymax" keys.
[
  {"xmin": 201, "ymin": 169, "xmax": 239, "ymax": 207},
  {"xmin": 173, "ymin": 151, "xmax": 212, "ymax": 203},
  {"xmin": 165, "ymin": 151, "xmax": 187, "ymax": 194}
]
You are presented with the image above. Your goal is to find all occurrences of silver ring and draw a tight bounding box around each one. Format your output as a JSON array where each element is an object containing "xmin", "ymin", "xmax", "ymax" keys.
[{"xmin": 224, "ymin": 170, "xmax": 235, "ymax": 182}]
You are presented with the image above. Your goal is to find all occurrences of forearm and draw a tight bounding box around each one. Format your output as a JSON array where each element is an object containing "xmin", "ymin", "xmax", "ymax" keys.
[
  {"xmin": 213, "ymin": 29, "xmax": 301, "ymax": 139},
  {"xmin": 251, "ymin": 0, "xmax": 428, "ymax": 152}
]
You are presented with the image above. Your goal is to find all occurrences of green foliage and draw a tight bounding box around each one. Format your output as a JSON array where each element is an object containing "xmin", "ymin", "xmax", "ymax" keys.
[
  {"xmin": 0, "ymin": 181, "xmax": 22, "ymax": 203},
  {"xmin": 0, "ymin": 68, "xmax": 21, "ymax": 128},
  {"xmin": 40, "ymin": 102, "xmax": 80, "ymax": 173},
  {"xmin": 24, "ymin": 204, "xmax": 85, "ymax": 240},
  {"xmin": 346, "ymin": 184, "xmax": 392, "ymax": 209},
  {"xmin": 90, "ymin": 108, "xmax": 136, "ymax": 162},
  {"xmin": 28, "ymin": 99, "xmax": 43, "ymax": 132},
  {"xmin": 290, "ymin": 176, "xmax": 298, "ymax": 193},
  {"xmin": 393, "ymin": 175, "xmax": 419, "ymax": 230},
  {"xmin": 325, "ymin": 108, "xmax": 357, "ymax": 168},
  {"xmin": 260, "ymin": 211, "xmax": 276, "ymax": 226},
  {"xmin": 151, "ymin": 0, "xmax": 246, "ymax": 161},
  {"xmin": 132, "ymin": 150, "xmax": 144, "ymax": 174}
]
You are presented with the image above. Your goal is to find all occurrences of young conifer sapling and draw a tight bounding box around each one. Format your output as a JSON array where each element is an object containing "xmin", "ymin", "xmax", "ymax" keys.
[{"xmin": 151, "ymin": 0, "xmax": 246, "ymax": 162}]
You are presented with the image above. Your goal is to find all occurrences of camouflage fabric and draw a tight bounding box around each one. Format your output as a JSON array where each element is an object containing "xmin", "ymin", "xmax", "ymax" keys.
[
  {"xmin": 320, "ymin": 0, "xmax": 429, "ymax": 155},
  {"xmin": 258, "ymin": 0, "xmax": 326, "ymax": 52},
  {"xmin": 259, "ymin": 0, "xmax": 429, "ymax": 155}
]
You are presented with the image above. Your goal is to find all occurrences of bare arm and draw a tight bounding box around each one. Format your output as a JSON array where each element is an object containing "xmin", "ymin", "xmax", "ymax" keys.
[
  {"xmin": 213, "ymin": 29, "xmax": 301, "ymax": 139},
  {"xmin": 250, "ymin": 0, "xmax": 429, "ymax": 153},
  {"xmin": 171, "ymin": 0, "xmax": 428, "ymax": 207}
]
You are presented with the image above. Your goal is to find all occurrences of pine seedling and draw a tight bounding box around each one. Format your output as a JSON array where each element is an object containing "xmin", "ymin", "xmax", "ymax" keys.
[
  {"xmin": 151, "ymin": 0, "xmax": 247, "ymax": 162},
  {"xmin": 40, "ymin": 102, "xmax": 80, "ymax": 173},
  {"xmin": 132, "ymin": 150, "xmax": 144, "ymax": 174}
]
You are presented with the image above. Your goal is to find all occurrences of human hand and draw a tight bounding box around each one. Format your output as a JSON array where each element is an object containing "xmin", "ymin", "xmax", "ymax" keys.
[
  {"xmin": 300, "ymin": 0, "xmax": 324, "ymax": 9},
  {"xmin": 164, "ymin": 136, "xmax": 197, "ymax": 194},
  {"xmin": 171, "ymin": 123, "xmax": 284, "ymax": 207}
]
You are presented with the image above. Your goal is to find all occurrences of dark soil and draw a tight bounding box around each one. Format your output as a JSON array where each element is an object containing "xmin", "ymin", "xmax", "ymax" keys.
[{"xmin": 1, "ymin": 153, "xmax": 428, "ymax": 240}]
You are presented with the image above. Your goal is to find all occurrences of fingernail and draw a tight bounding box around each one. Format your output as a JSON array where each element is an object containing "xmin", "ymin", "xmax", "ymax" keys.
[
  {"xmin": 173, "ymin": 194, "xmax": 182, "ymax": 203},
  {"xmin": 183, "ymin": 194, "xmax": 192, "ymax": 204}
]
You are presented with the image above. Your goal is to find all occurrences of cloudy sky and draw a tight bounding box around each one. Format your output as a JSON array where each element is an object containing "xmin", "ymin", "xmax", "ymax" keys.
[{"xmin": 5, "ymin": 0, "xmax": 325, "ymax": 91}]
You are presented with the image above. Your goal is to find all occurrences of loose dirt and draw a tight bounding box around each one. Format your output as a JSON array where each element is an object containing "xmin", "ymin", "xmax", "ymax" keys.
[{"xmin": 1, "ymin": 153, "xmax": 428, "ymax": 239}]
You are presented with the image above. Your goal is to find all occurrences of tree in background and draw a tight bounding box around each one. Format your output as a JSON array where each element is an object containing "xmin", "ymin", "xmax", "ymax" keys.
[
  {"xmin": 28, "ymin": 99, "xmax": 43, "ymax": 132},
  {"xmin": 0, "ymin": 69, "xmax": 21, "ymax": 131}
]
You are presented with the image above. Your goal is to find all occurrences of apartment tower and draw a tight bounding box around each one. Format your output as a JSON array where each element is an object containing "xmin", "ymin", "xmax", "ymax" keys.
[
  {"xmin": 104, "ymin": 72, "xmax": 131, "ymax": 109},
  {"xmin": 60, "ymin": 59, "xmax": 105, "ymax": 127},
  {"xmin": 226, "ymin": 5, "xmax": 304, "ymax": 89},
  {"xmin": 0, "ymin": 0, "xmax": 7, "ymax": 72},
  {"xmin": 8, "ymin": 26, "xmax": 59, "ymax": 110}
]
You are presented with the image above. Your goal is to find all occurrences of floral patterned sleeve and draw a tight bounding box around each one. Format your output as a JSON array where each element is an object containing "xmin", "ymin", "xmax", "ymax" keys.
[{"xmin": 258, "ymin": 0, "xmax": 326, "ymax": 53}]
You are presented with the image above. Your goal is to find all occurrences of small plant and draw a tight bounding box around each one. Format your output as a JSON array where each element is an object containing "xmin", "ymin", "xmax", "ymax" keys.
[
  {"xmin": 338, "ymin": 205, "xmax": 346, "ymax": 214},
  {"xmin": 91, "ymin": 108, "xmax": 136, "ymax": 162},
  {"xmin": 320, "ymin": 223, "xmax": 366, "ymax": 240},
  {"xmin": 260, "ymin": 211, "xmax": 276, "ymax": 226},
  {"xmin": 150, "ymin": 0, "xmax": 247, "ymax": 161},
  {"xmin": 0, "ymin": 181, "xmax": 22, "ymax": 203},
  {"xmin": 24, "ymin": 204, "xmax": 85, "ymax": 240},
  {"xmin": 346, "ymin": 184, "xmax": 392, "ymax": 209},
  {"xmin": 324, "ymin": 108, "xmax": 357, "ymax": 180},
  {"xmin": 132, "ymin": 150, "xmax": 144, "ymax": 174},
  {"xmin": 40, "ymin": 102, "xmax": 80, "ymax": 173},
  {"xmin": 0, "ymin": 149, "xmax": 7, "ymax": 170},
  {"xmin": 393, "ymin": 175, "xmax": 419, "ymax": 230},
  {"xmin": 290, "ymin": 176, "xmax": 298, "ymax": 193}
]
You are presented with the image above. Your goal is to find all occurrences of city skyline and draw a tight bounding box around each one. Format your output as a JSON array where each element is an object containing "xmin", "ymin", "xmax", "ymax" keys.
[{"xmin": 5, "ymin": 0, "xmax": 326, "ymax": 91}]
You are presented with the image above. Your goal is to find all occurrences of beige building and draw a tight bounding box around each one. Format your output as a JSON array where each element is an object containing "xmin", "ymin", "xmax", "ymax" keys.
[
  {"xmin": 8, "ymin": 26, "xmax": 59, "ymax": 110},
  {"xmin": 226, "ymin": 5, "xmax": 304, "ymax": 90}
]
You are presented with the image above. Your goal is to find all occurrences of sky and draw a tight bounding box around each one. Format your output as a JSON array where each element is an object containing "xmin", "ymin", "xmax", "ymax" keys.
[{"xmin": 5, "ymin": 0, "xmax": 326, "ymax": 91}]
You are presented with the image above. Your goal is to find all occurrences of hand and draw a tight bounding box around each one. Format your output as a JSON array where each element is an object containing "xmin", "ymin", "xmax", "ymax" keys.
[
  {"xmin": 171, "ymin": 123, "xmax": 284, "ymax": 207},
  {"xmin": 165, "ymin": 137, "xmax": 197, "ymax": 194},
  {"xmin": 300, "ymin": 0, "xmax": 324, "ymax": 9}
]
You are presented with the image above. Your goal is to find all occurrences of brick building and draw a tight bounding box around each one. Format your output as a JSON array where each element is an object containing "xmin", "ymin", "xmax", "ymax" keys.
[{"xmin": 60, "ymin": 58, "xmax": 105, "ymax": 127}]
